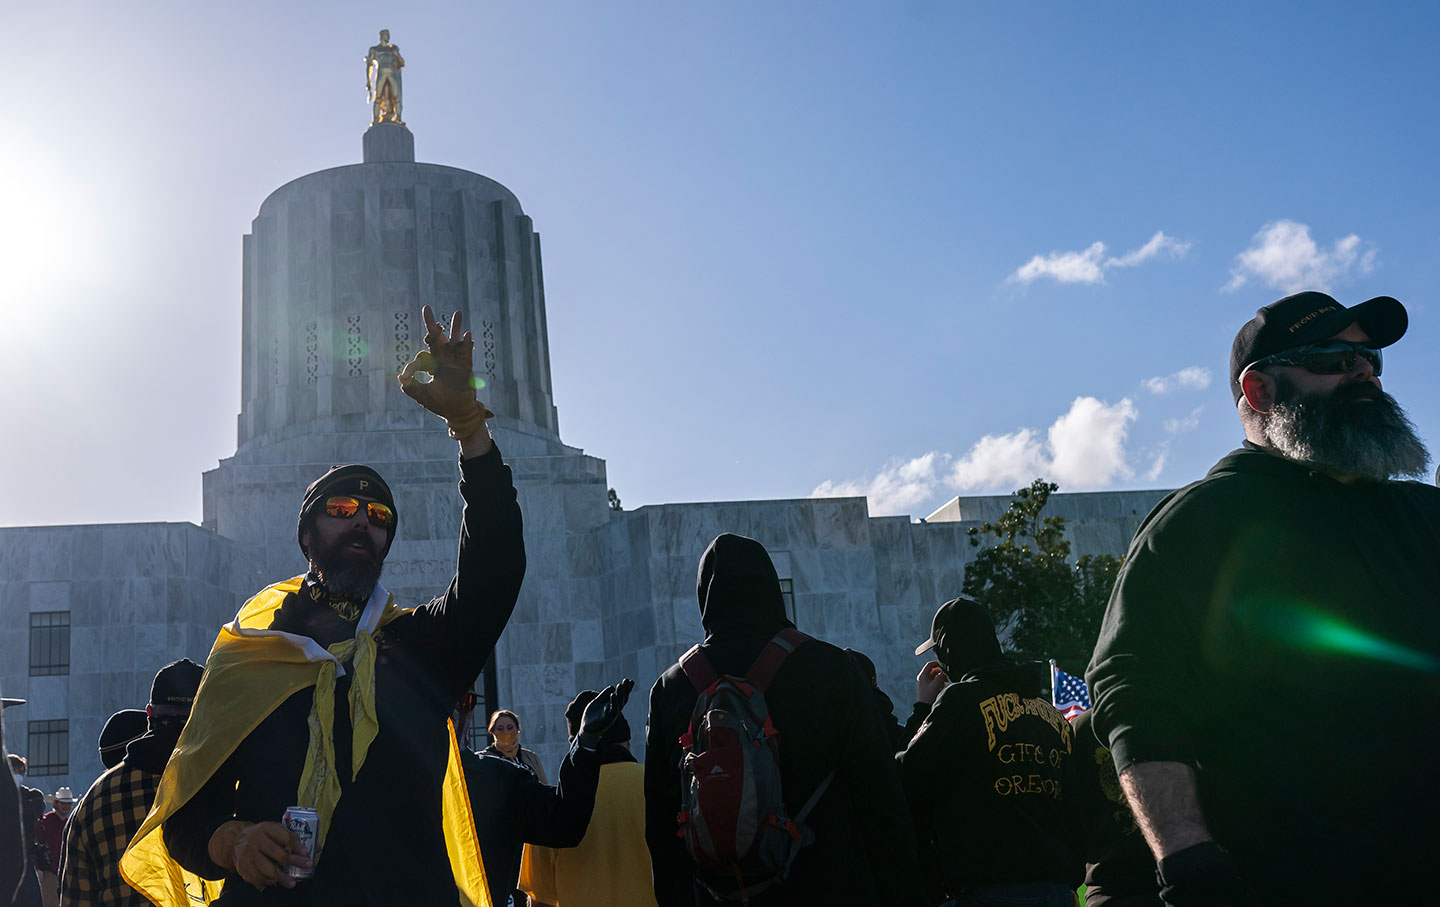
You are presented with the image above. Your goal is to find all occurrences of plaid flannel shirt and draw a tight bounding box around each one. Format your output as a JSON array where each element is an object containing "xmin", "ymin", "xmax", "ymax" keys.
[{"xmin": 61, "ymin": 763, "xmax": 161, "ymax": 906}]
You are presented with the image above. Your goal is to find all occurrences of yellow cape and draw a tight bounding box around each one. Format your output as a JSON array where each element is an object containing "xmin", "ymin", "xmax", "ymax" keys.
[{"xmin": 120, "ymin": 576, "xmax": 490, "ymax": 907}]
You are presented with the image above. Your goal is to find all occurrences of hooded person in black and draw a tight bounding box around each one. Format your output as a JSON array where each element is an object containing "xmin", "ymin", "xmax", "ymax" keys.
[
  {"xmin": 897, "ymin": 597, "xmax": 1084, "ymax": 906},
  {"xmin": 643, "ymin": 533, "xmax": 925, "ymax": 907}
]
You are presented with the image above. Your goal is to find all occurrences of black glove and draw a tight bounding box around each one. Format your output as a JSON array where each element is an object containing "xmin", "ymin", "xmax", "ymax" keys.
[
  {"xmin": 576, "ymin": 678, "xmax": 635, "ymax": 751},
  {"xmin": 1157, "ymin": 841, "xmax": 1256, "ymax": 906}
]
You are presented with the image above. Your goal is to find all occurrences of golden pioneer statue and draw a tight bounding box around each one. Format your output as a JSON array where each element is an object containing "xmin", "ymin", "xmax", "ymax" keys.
[{"xmin": 365, "ymin": 29, "xmax": 405, "ymax": 125}]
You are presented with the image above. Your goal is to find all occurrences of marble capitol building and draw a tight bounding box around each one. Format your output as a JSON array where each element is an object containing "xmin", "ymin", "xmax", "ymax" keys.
[{"xmin": 0, "ymin": 40, "xmax": 1169, "ymax": 791}]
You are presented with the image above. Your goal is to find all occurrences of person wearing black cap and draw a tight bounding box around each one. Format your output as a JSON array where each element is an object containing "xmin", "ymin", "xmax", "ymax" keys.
[
  {"xmin": 644, "ymin": 533, "xmax": 925, "ymax": 906},
  {"xmin": 456, "ymin": 682, "xmax": 629, "ymax": 907},
  {"xmin": 1086, "ymin": 291, "xmax": 1440, "ymax": 905},
  {"xmin": 897, "ymin": 597, "xmax": 1084, "ymax": 906},
  {"xmin": 519, "ymin": 682, "xmax": 651, "ymax": 907},
  {"xmin": 124, "ymin": 306, "xmax": 526, "ymax": 907},
  {"xmin": 96, "ymin": 711, "xmax": 148, "ymax": 773},
  {"xmin": 61, "ymin": 659, "xmax": 206, "ymax": 906}
]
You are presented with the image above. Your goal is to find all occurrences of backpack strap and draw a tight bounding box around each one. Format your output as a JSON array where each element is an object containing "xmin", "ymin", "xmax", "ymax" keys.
[
  {"xmin": 745, "ymin": 628, "xmax": 813, "ymax": 693},
  {"xmin": 679, "ymin": 644, "xmax": 719, "ymax": 694}
]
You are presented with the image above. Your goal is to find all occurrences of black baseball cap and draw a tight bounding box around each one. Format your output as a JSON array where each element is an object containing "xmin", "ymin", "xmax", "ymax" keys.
[
  {"xmin": 915, "ymin": 597, "xmax": 1003, "ymax": 672},
  {"xmin": 1230, "ymin": 291, "xmax": 1407, "ymax": 403},
  {"xmin": 148, "ymin": 658, "xmax": 204, "ymax": 718}
]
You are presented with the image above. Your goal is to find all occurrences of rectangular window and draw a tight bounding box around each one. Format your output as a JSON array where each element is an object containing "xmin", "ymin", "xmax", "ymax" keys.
[
  {"xmin": 29, "ymin": 612, "xmax": 70, "ymax": 677},
  {"xmin": 779, "ymin": 578, "xmax": 795, "ymax": 623},
  {"xmin": 27, "ymin": 720, "xmax": 68, "ymax": 776}
]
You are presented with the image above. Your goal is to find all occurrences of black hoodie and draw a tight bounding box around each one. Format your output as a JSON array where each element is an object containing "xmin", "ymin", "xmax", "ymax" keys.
[
  {"xmin": 644, "ymin": 534, "xmax": 926, "ymax": 906},
  {"xmin": 1086, "ymin": 444, "xmax": 1440, "ymax": 903},
  {"xmin": 898, "ymin": 659, "xmax": 1085, "ymax": 895}
]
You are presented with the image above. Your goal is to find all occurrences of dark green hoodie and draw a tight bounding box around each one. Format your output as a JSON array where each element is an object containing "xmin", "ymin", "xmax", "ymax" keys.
[{"xmin": 1086, "ymin": 443, "xmax": 1440, "ymax": 903}]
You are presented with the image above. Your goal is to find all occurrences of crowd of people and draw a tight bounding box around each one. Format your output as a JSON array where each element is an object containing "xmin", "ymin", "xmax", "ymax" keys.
[{"xmin": 1, "ymin": 291, "xmax": 1436, "ymax": 906}]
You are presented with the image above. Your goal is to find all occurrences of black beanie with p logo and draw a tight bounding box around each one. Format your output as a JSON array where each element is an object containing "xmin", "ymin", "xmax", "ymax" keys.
[{"xmin": 297, "ymin": 464, "xmax": 398, "ymax": 558}]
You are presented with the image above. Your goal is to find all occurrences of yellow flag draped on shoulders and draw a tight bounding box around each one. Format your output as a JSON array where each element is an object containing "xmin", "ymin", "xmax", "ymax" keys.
[{"xmin": 120, "ymin": 576, "xmax": 491, "ymax": 907}]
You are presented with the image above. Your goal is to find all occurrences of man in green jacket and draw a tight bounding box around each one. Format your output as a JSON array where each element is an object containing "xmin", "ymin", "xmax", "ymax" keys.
[{"xmin": 1086, "ymin": 291, "xmax": 1439, "ymax": 905}]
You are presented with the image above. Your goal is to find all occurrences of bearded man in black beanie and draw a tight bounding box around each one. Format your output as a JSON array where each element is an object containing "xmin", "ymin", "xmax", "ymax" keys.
[
  {"xmin": 898, "ymin": 597, "xmax": 1085, "ymax": 907},
  {"xmin": 122, "ymin": 306, "xmax": 526, "ymax": 907}
]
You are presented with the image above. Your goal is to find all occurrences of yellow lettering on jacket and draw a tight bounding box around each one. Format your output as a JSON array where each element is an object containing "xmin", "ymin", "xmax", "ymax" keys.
[{"xmin": 977, "ymin": 694, "xmax": 1073, "ymax": 751}]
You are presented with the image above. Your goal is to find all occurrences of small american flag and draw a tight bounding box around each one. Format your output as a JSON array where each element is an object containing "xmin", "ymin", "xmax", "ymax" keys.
[{"xmin": 1051, "ymin": 662, "xmax": 1090, "ymax": 721}]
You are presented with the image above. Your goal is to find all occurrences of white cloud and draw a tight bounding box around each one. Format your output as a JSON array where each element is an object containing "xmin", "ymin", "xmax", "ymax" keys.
[
  {"xmin": 811, "ymin": 451, "xmax": 946, "ymax": 517},
  {"xmin": 1010, "ymin": 231, "xmax": 1190, "ymax": 285},
  {"xmin": 1163, "ymin": 405, "xmax": 1204, "ymax": 435},
  {"xmin": 947, "ymin": 429, "xmax": 1050, "ymax": 492},
  {"xmin": 1012, "ymin": 241, "xmax": 1108, "ymax": 285},
  {"xmin": 813, "ymin": 398, "xmax": 1142, "ymax": 516},
  {"xmin": 1144, "ymin": 442, "xmax": 1170, "ymax": 482},
  {"xmin": 1226, "ymin": 220, "xmax": 1377, "ymax": 293},
  {"xmin": 1044, "ymin": 396, "xmax": 1139, "ymax": 489},
  {"xmin": 1142, "ymin": 366, "xmax": 1212, "ymax": 394},
  {"xmin": 1106, "ymin": 231, "xmax": 1192, "ymax": 269}
]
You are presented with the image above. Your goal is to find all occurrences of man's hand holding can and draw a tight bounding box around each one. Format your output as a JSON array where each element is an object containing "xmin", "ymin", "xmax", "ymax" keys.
[{"xmin": 208, "ymin": 819, "xmax": 315, "ymax": 890}]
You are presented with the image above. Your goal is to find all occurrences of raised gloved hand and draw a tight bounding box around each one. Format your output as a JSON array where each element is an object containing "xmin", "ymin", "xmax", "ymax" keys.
[
  {"xmin": 397, "ymin": 305, "xmax": 495, "ymax": 441},
  {"xmin": 576, "ymin": 678, "xmax": 635, "ymax": 751},
  {"xmin": 1156, "ymin": 841, "xmax": 1255, "ymax": 906}
]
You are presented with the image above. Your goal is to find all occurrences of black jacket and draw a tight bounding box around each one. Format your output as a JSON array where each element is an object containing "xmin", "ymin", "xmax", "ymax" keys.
[
  {"xmin": 1, "ymin": 735, "xmax": 31, "ymax": 907},
  {"xmin": 876, "ymin": 691, "xmax": 931, "ymax": 754},
  {"xmin": 461, "ymin": 740, "xmax": 601, "ymax": 907},
  {"xmin": 1086, "ymin": 444, "xmax": 1440, "ymax": 903},
  {"xmin": 897, "ymin": 661, "xmax": 1084, "ymax": 896},
  {"xmin": 644, "ymin": 534, "xmax": 925, "ymax": 907},
  {"xmin": 164, "ymin": 447, "xmax": 525, "ymax": 905}
]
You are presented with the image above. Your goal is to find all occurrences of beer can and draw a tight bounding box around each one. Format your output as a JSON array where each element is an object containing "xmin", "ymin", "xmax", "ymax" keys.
[{"xmin": 281, "ymin": 806, "xmax": 319, "ymax": 879}]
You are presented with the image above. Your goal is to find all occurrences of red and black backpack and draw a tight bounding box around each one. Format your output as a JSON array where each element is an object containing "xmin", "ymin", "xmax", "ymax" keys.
[{"xmin": 675, "ymin": 628, "xmax": 836, "ymax": 903}]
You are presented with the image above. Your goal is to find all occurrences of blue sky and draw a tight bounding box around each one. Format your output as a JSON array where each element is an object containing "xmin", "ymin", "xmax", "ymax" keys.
[{"xmin": 3, "ymin": 1, "xmax": 1437, "ymax": 526}]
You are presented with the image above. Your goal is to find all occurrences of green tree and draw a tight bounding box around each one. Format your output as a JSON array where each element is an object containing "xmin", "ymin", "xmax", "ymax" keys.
[{"xmin": 961, "ymin": 478, "xmax": 1122, "ymax": 676}]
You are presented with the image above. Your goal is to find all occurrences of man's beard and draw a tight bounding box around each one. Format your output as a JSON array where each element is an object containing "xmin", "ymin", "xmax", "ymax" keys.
[
  {"xmin": 309, "ymin": 529, "xmax": 385, "ymax": 604},
  {"xmin": 1261, "ymin": 377, "xmax": 1430, "ymax": 481}
]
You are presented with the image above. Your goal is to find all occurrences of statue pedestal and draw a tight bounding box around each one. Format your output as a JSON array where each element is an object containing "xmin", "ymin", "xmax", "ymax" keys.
[{"xmin": 363, "ymin": 124, "xmax": 415, "ymax": 163}]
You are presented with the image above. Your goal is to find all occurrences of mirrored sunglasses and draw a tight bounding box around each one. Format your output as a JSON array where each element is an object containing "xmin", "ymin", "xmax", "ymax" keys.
[
  {"xmin": 1246, "ymin": 341, "xmax": 1382, "ymax": 378},
  {"xmin": 323, "ymin": 495, "xmax": 396, "ymax": 529}
]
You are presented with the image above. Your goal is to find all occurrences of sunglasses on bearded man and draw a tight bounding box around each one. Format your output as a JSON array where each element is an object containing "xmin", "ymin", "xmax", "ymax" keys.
[
  {"xmin": 1241, "ymin": 341, "xmax": 1383, "ymax": 381},
  {"xmin": 323, "ymin": 495, "xmax": 396, "ymax": 529}
]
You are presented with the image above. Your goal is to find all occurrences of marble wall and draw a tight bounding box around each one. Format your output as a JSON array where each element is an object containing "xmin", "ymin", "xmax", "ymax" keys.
[
  {"xmin": 0, "ymin": 523, "xmax": 253, "ymax": 795},
  {"xmin": 0, "ymin": 478, "xmax": 1176, "ymax": 792}
]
